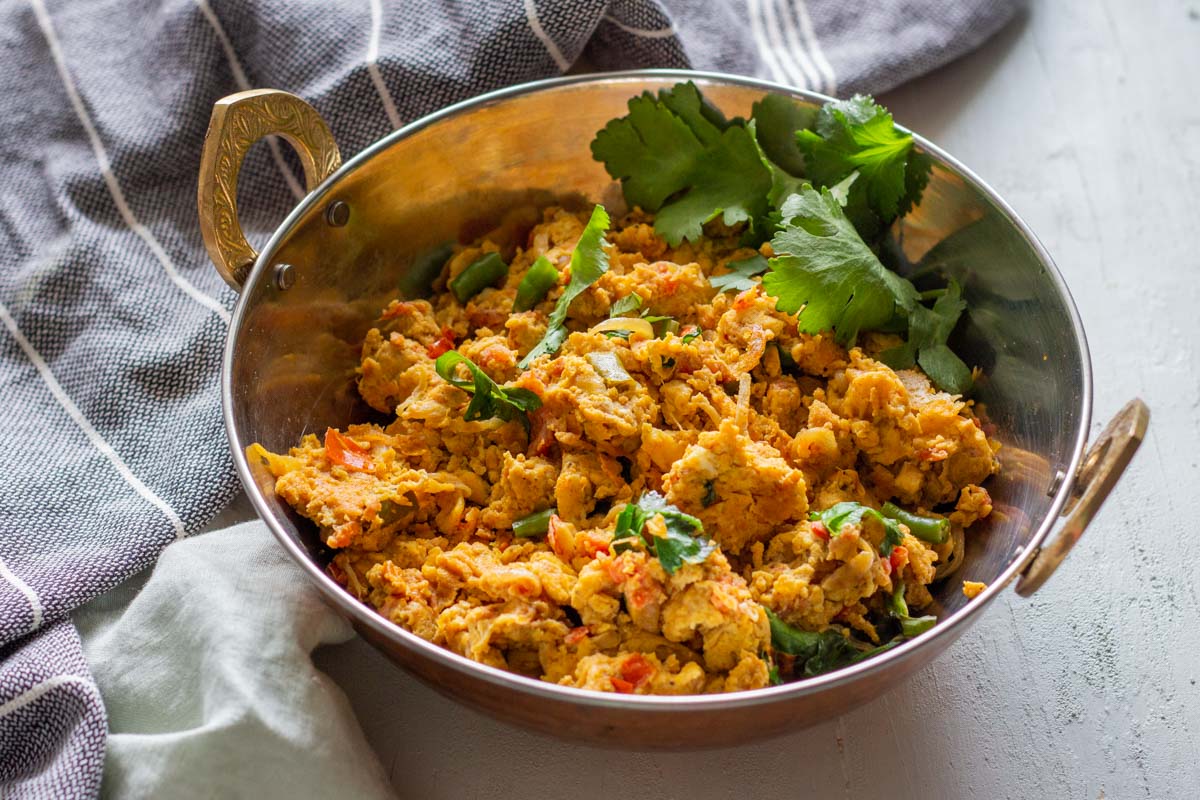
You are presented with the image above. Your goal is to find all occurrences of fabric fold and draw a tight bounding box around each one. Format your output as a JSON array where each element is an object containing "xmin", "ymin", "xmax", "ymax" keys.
[{"xmin": 72, "ymin": 523, "xmax": 393, "ymax": 800}]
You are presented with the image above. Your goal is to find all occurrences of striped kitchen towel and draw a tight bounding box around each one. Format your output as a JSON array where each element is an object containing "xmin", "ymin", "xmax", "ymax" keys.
[{"xmin": 0, "ymin": 0, "xmax": 1017, "ymax": 796}]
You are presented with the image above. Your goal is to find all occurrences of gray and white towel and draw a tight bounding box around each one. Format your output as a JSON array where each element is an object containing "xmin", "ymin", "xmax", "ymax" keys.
[{"xmin": 0, "ymin": 1, "xmax": 1017, "ymax": 796}]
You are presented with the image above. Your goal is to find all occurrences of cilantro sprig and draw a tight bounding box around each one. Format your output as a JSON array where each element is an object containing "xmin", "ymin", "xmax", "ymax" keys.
[
  {"xmin": 518, "ymin": 205, "xmax": 611, "ymax": 368},
  {"xmin": 879, "ymin": 280, "xmax": 973, "ymax": 394},
  {"xmin": 763, "ymin": 187, "xmax": 919, "ymax": 345},
  {"xmin": 591, "ymin": 83, "xmax": 773, "ymax": 246},
  {"xmin": 796, "ymin": 95, "xmax": 931, "ymax": 241},
  {"xmin": 589, "ymin": 83, "xmax": 973, "ymax": 394},
  {"xmin": 611, "ymin": 491, "xmax": 716, "ymax": 574},
  {"xmin": 434, "ymin": 351, "xmax": 541, "ymax": 431}
]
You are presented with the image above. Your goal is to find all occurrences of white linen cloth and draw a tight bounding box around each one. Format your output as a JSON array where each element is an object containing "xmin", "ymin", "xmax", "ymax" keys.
[{"xmin": 71, "ymin": 523, "xmax": 393, "ymax": 799}]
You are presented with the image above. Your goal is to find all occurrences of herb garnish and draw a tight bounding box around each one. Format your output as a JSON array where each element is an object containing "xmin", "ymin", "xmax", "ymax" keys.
[
  {"xmin": 434, "ymin": 351, "xmax": 542, "ymax": 431},
  {"xmin": 796, "ymin": 95, "xmax": 931, "ymax": 241},
  {"xmin": 809, "ymin": 501, "xmax": 905, "ymax": 557},
  {"xmin": 591, "ymin": 83, "xmax": 773, "ymax": 246},
  {"xmin": 611, "ymin": 491, "xmax": 716, "ymax": 574},
  {"xmin": 710, "ymin": 254, "xmax": 769, "ymax": 293},
  {"xmin": 763, "ymin": 187, "xmax": 919, "ymax": 346},
  {"xmin": 590, "ymin": 82, "xmax": 972, "ymax": 393},
  {"xmin": 879, "ymin": 280, "xmax": 972, "ymax": 395},
  {"xmin": 766, "ymin": 609, "xmax": 901, "ymax": 678},
  {"xmin": 609, "ymin": 292, "xmax": 644, "ymax": 317},
  {"xmin": 518, "ymin": 205, "xmax": 611, "ymax": 368}
]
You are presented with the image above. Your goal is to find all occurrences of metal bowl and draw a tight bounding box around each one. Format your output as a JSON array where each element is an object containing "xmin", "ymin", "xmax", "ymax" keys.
[{"xmin": 197, "ymin": 70, "xmax": 1146, "ymax": 747}]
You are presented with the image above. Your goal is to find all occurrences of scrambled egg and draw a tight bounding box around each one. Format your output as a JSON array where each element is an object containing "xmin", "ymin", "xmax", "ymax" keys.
[{"xmin": 255, "ymin": 206, "xmax": 999, "ymax": 695}]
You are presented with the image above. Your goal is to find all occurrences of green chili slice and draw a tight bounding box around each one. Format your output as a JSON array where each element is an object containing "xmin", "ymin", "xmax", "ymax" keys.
[
  {"xmin": 512, "ymin": 255, "xmax": 559, "ymax": 311},
  {"xmin": 513, "ymin": 508, "xmax": 555, "ymax": 538},
  {"xmin": 881, "ymin": 502, "xmax": 949, "ymax": 544},
  {"xmin": 449, "ymin": 252, "xmax": 508, "ymax": 304}
]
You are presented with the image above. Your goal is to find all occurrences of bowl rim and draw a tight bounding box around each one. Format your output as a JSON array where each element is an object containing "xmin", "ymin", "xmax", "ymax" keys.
[{"xmin": 224, "ymin": 68, "xmax": 1093, "ymax": 711}]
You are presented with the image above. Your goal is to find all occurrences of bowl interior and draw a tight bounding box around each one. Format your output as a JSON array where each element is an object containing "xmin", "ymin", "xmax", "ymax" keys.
[{"xmin": 227, "ymin": 73, "xmax": 1088, "ymax": 642}]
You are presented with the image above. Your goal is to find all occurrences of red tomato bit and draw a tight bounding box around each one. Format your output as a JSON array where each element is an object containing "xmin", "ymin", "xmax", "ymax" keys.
[
  {"xmin": 620, "ymin": 653, "xmax": 657, "ymax": 689},
  {"xmin": 425, "ymin": 327, "xmax": 457, "ymax": 359},
  {"xmin": 324, "ymin": 428, "xmax": 375, "ymax": 472},
  {"xmin": 610, "ymin": 677, "xmax": 635, "ymax": 693}
]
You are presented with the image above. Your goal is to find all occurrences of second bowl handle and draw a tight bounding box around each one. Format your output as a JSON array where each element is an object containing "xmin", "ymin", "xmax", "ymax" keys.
[
  {"xmin": 1015, "ymin": 397, "xmax": 1150, "ymax": 595},
  {"xmin": 197, "ymin": 89, "xmax": 342, "ymax": 290}
]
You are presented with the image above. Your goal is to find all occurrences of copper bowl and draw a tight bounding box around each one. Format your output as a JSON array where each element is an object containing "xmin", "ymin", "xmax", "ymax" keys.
[{"xmin": 197, "ymin": 70, "xmax": 1147, "ymax": 747}]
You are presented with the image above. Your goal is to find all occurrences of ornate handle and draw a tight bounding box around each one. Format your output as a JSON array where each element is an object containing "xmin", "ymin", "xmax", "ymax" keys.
[
  {"xmin": 1016, "ymin": 397, "xmax": 1150, "ymax": 596},
  {"xmin": 198, "ymin": 89, "xmax": 342, "ymax": 289}
]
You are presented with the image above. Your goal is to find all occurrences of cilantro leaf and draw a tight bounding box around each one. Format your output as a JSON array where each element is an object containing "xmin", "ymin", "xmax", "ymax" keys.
[
  {"xmin": 591, "ymin": 82, "xmax": 773, "ymax": 246},
  {"xmin": 435, "ymin": 351, "xmax": 542, "ymax": 431},
  {"xmin": 610, "ymin": 491, "xmax": 716, "ymax": 574},
  {"xmin": 654, "ymin": 125, "xmax": 773, "ymax": 246},
  {"xmin": 879, "ymin": 280, "xmax": 973, "ymax": 394},
  {"xmin": 762, "ymin": 187, "xmax": 919, "ymax": 345},
  {"xmin": 796, "ymin": 95, "xmax": 929, "ymax": 240},
  {"xmin": 809, "ymin": 501, "xmax": 904, "ymax": 556},
  {"xmin": 518, "ymin": 205, "xmax": 610, "ymax": 368},
  {"xmin": 750, "ymin": 120, "xmax": 807, "ymax": 213},
  {"xmin": 710, "ymin": 254, "xmax": 769, "ymax": 293},
  {"xmin": 609, "ymin": 292, "xmax": 644, "ymax": 317},
  {"xmin": 750, "ymin": 94, "xmax": 815, "ymax": 177}
]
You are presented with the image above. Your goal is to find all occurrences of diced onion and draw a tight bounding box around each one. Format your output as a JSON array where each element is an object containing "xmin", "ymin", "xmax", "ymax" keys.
[
  {"xmin": 589, "ymin": 317, "xmax": 654, "ymax": 340},
  {"xmin": 586, "ymin": 351, "xmax": 634, "ymax": 384}
]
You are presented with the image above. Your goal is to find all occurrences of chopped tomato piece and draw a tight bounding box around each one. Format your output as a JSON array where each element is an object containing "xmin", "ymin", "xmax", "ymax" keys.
[
  {"xmin": 380, "ymin": 300, "xmax": 420, "ymax": 320},
  {"xmin": 565, "ymin": 626, "xmax": 589, "ymax": 646},
  {"xmin": 578, "ymin": 529, "xmax": 613, "ymax": 559},
  {"xmin": 546, "ymin": 514, "xmax": 568, "ymax": 559},
  {"xmin": 918, "ymin": 447, "xmax": 949, "ymax": 462},
  {"xmin": 468, "ymin": 308, "xmax": 507, "ymax": 329},
  {"xmin": 620, "ymin": 653, "xmax": 656, "ymax": 688},
  {"xmin": 527, "ymin": 408, "xmax": 555, "ymax": 456},
  {"xmin": 733, "ymin": 288, "xmax": 758, "ymax": 310},
  {"xmin": 425, "ymin": 327, "xmax": 456, "ymax": 359},
  {"xmin": 602, "ymin": 556, "xmax": 628, "ymax": 585},
  {"xmin": 811, "ymin": 521, "xmax": 830, "ymax": 541},
  {"xmin": 880, "ymin": 557, "xmax": 892, "ymax": 577},
  {"xmin": 324, "ymin": 428, "xmax": 374, "ymax": 472},
  {"xmin": 890, "ymin": 545, "xmax": 909, "ymax": 574},
  {"xmin": 610, "ymin": 677, "xmax": 635, "ymax": 694}
]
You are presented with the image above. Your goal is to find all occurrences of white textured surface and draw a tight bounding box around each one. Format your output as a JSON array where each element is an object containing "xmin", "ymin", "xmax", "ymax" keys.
[{"xmin": 310, "ymin": 2, "xmax": 1200, "ymax": 797}]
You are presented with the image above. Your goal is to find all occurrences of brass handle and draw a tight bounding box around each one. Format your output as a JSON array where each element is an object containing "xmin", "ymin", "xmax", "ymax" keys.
[
  {"xmin": 198, "ymin": 89, "xmax": 342, "ymax": 289},
  {"xmin": 1016, "ymin": 398, "xmax": 1150, "ymax": 596}
]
